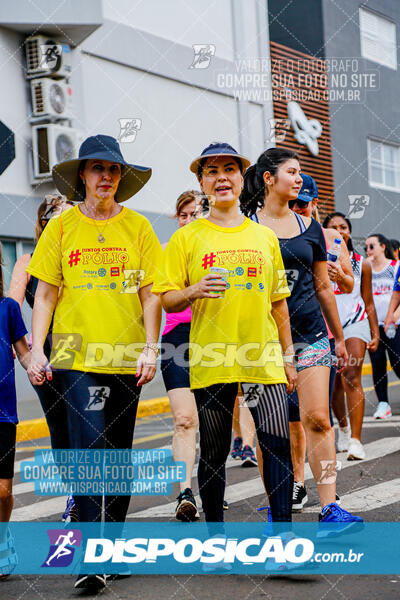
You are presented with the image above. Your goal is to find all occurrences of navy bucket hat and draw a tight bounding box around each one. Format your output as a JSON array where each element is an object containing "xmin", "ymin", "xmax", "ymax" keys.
[
  {"xmin": 52, "ymin": 134, "xmax": 152, "ymax": 203},
  {"xmin": 190, "ymin": 142, "xmax": 251, "ymax": 178}
]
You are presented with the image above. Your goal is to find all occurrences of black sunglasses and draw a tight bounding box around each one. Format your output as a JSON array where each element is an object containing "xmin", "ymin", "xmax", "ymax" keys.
[
  {"xmin": 364, "ymin": 243, "xmax": 377, "ymax": 252},
  {"xmin": 288, "ymin": 199, "xmax": 309, "ymax": 209}
]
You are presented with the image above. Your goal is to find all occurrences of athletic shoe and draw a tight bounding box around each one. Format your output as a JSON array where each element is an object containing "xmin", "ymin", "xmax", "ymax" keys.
[
  {"xmin": 202, "ymin": 535, "xmax": 232, "ymax": 573},
  {"xmin": 223, "ymin": 500, "xmax": 229, "ymax": 510},
  {"xmin": 241, "ymin": 445, "xmax": 257, "ymax": 467},
  {"xmin": 292, "ymin": 482, "xmax": 308, "ymax": 512},
  {"xmin": 74, "ymin": 574, "xmax": 106, "ymax": 590},
  {"xmin": 262, "ymin": 506, "xmax": 273, "ymax": 538},
  {"xmin": 373, "ymin": 402, "xmax": 392, "ymax": 420},
  {"xmin": 175, "ymin": 488, "xmax": 200, "ymax": 522},
  {"xmin": 0, "ymin": 529, "xmax": 18, "ymax": 580},
  {"xmin": 317, "ymin": 502, "xmax": 364, "ymax": 538},
  {"xmin": 62, "ymin": 495, "xmax": 78, "ymax": 523},
  {"xmin": 347, "ymin": 438, "xmax": 366, "ymax": 461},
  {"xmin": 337, "ymin": 426, "xmax": 351, "ymax": 452},
  {"xmin": 231, "ymin": 436, "xmax": 243, "ymax": 459}
]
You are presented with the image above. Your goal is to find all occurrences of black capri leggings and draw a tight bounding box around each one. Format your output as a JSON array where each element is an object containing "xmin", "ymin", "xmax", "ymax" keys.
[
  {"xmin": 193, "ymin": 382, "xmax": 293, "ymax": 523},
  {"xmin": 369, "ymin": 325, "xmax": 400, "ymax": 404}
]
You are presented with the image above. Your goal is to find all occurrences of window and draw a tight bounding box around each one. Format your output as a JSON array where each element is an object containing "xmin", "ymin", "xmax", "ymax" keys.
[
  {"xmin": 0, "ymin": 240, "xmax": 17, "ymax": 294},
  {"xmin": 359, "ymin": 8, "xmax": 397, "ymax": 69},
  {"xmin": 368, "ymin": 139, "xmax": 400, "ymax": 191},
  {"xmin": 0, "ymin": 239, "xmax": 34, "ymax": 294}
]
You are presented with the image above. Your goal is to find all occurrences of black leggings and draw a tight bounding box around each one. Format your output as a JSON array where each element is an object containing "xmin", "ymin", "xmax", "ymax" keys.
[
  {"xmin": 58, "ymin": 370, "xmax": 141, "ymax": 524},
  {"xmin": 194, "ymin": 382, "xmax": 292, "ymax": 523},
  {"xmin": 369, "ymin": 325, "xmax": 400, "ymax": 404}
]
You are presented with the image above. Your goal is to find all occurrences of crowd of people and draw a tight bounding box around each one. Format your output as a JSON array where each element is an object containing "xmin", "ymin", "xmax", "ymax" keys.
[{"xmin": 0, "ymin": 135, "xmax": 399, "ymax": 589}]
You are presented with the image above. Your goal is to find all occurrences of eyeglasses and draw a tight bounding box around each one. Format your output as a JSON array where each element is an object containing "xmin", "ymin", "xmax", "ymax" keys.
[
  {"xmin": 288, "ymin": 199, "xmax": 309, "ymax": 209},
  {"xmin": 364, "ymin": 244, "xmax": 376, "ymax": 252}
]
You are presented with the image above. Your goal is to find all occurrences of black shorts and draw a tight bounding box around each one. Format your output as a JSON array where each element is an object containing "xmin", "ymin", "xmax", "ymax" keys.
[
  {"xmin": 0, "ymin": 422, "xmax": 17, "ymax": 479},
  {"xmin": 161, "ymin": 323, "xmax": 190, "ymax": 391}
]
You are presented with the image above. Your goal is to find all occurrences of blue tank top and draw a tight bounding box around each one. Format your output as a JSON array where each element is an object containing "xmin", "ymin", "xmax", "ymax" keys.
[{"xmin": 251, "ymin": 212, "xmax": 327, "ymax": 346}]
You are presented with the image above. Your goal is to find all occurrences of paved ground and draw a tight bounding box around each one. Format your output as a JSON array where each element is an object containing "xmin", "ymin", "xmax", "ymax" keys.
[{"xmin": 5, "ymin": 372, "xmax": 400, "ymax": 598}]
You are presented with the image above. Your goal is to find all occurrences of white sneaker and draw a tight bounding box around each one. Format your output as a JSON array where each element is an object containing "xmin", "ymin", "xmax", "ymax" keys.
[
  {"xmin": 337, "ymin": 426, "xmax": 351, "ymax": 452},
  {"xmin": 347, "ymin": 438, "xmax": 366, "ymax": 460},
  {"xmin": 373, "ymin": 402, "xmax": 392, "ymax": 420}
]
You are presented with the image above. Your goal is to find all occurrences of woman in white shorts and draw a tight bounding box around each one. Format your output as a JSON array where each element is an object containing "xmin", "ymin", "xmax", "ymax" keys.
[{"xmin": 323, "ymin": 213, "xmax": 379, "ymax": 460}]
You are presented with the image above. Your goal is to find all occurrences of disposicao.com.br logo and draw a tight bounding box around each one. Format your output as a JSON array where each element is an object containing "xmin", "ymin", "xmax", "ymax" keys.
[{"xmin": 42, "ymin": 529, "xmax": 82, "ymax": 568}]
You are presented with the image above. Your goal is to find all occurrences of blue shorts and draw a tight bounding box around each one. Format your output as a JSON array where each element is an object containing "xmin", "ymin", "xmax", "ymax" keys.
[{"xmin": 161, "ymin": 323, "xmax": 190, "ymax": 391}]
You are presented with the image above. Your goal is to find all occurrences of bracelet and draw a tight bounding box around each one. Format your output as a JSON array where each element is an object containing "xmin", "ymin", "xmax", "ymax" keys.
[
  {"xmin": 143, "ymin": 342, "xmax": 160, "ymax": 356},
  {"xmin": 283, "ymin": 354, "xmax": 296, "ymax": 365}
]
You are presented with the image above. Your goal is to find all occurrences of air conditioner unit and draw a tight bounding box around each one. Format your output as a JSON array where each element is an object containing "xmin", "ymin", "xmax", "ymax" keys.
[
  {"xmin": 31, "ymin": 78, "xmax": 72, "ymax": 119},
  {"xmin": 32, "ymin": 124, "xmax": 79, "ymax": 179},
  {"xmin": 25, "ymin": 35, "xmax": 71, "ymax": 78}
]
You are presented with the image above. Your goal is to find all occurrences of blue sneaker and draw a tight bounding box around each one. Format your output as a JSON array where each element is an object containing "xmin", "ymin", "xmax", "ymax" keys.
[
  {"xmin": 317, "ymin": 502, "xmax": 364, "ymax": 538},
  {"xmin": 0, "ymin": 528, "xmax": 18, "ymax": 580},
  {"xmin": 231, "ymin": 436, "xmax": 242, "ymax": 460},
  {"xmin": 261, "ymin": 506, "xmax": 274, "ymax": 538},
  {"xmin": 62, "ymin": 495, "xmax": 79, "ymax": 523}
]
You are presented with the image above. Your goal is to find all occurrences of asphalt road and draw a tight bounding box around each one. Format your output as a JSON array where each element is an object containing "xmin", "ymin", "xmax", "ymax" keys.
[{"xmin": 5, "ymin": 372, "xmax": 400, "ymax": 599}]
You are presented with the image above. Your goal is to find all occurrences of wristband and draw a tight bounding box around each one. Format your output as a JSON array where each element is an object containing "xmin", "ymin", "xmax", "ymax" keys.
[
  {"xmin": 143, "ymin": 342, "xmax": 160, "ymax": 356},
  {"xmin": 283, "ymin": 355, "xmax": 296, "ymax": 365}
]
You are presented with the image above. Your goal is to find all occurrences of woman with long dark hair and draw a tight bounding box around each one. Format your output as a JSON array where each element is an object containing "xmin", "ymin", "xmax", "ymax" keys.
[
  {"xmin": 323, "ymin": 213, "xmax": 379, "ymax": 460},
  {"xmin": 365, "ymin": 233, "xmax": 400, "ymax": 419},
  {"xmin": 240, "ymin": 148, "xmax": 362, "ymax": 530}
]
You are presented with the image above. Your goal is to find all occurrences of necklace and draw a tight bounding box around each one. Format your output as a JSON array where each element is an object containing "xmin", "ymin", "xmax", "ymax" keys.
[{"xmin": 81, "ymin": 202, "xmax": 121, "ymax": 243}]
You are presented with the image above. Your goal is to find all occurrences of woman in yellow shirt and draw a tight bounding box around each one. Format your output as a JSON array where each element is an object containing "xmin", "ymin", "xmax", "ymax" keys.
[
  {"xmin": 27, "ymin": 135, "xmax": 162, "ymax": 591},
  {"xmin": 153, "ymin": 142, "xmax": 296, "ymax": 528}
]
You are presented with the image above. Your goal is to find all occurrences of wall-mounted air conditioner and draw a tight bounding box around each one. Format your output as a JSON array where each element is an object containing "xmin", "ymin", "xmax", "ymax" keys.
[
  {"xmin": 31, "ymin": 78, "xmax": 72, "ymax": 119},
  {"xmin": 32, "ymin": 124, "xmax": 79, "ymax": 179},
  {"xmin": 25, "ymin": 35, "xmax": 71, "ymax": 78}
]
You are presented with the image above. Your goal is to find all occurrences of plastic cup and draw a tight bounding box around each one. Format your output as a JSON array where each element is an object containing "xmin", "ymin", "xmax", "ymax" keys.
[{"xmin": 209, "ymin": 267, "xmax": 229, "ymax": 297}]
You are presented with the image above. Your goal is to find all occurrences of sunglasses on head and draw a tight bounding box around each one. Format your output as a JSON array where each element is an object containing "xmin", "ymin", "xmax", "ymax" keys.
[{"xmin": 288, "ymin": 199, "xmax": 309, "ymax": 209}]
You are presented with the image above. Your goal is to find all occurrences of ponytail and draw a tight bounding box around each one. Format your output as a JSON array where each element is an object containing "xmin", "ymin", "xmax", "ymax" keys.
[{"xmin": 240, "ymin": 148, "xmax": 299, "ymax": 217}]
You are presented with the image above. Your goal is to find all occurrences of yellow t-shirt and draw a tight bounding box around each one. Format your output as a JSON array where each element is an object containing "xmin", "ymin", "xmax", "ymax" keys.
[
  {"xmin": 152, "ymin": 217, "xmax": 290, "ymax": 389},
  {"xmin": 27, "ymin": 205, "xmax": 163, "ymax": 374}
]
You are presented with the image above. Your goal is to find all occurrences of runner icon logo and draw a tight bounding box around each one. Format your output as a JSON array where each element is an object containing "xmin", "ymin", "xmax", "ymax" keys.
[
  {"xmin": 86, "ymin": 387, "xmax": 110, "ymax": 411},
  {"xmin": 347, "ymin": 195, "xmax": 370, "ymax": 219},
  {"xmin": 118, "ymin": 118, "xmax": 142, "ymax": 143},
  {"xmin": 121, "ymin": 269, "xmax": 145, "ymax": 293},
  {"xmin": 42, "ymin": 529, "xmax": 82, "ymax": 568},
  {"xmin": 241, "ymin": 383, "xmax": 261, "ymax": 407},
  {"xmin": 39, "ymin": 43, "xmax": 62, "ymax": 69},
  {"xmin": 50, "ymin": 334, "xmax": 82, "ymax": 368},
  {"xmin": 189, "ymin": 44, "xmax": 216, "ymax": 69}
]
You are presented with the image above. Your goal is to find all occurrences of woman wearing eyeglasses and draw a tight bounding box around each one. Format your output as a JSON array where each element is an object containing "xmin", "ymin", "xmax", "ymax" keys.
[
  {"xmin": 365, "ymin": 233, "xmax": 400, "ymax": 420},
  {"xmin": 9, "ymin": 196, "xmax": 75, "ymax": 520}
]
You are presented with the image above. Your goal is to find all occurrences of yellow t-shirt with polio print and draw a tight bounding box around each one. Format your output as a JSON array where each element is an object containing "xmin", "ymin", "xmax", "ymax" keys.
[
  {"xmin": 153, "ymin": 217, "xmax": 290, "ymax": 389},
  {"xmin": 27, "ymin": 205, "xmax": 163, "ymax": 374}
]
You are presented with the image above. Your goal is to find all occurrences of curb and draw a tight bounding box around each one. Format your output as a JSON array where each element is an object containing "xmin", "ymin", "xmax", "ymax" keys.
[
  {"xmin": 16, "ymin": 360, "xmax": 393, "ymax": 443},
  {"xmin": 16, "ymin": 395, "xmax": 171, "ymax": 443}
]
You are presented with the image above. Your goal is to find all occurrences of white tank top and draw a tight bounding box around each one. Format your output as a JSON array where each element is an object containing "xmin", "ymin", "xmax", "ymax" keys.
[
  {"xmin": 371, "ymin": 259, "xmax": 399, "ymax": 325},
  {"xmin": 333, "ymin": 252, "xmax": 366, "ymax": 328}
]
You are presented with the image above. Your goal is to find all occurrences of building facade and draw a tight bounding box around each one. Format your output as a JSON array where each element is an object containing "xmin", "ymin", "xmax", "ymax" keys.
[
  {"xmin": 0, "ymin": 0, "xmax": 273, "ymax": 399},
  {"xmin": 269, "ymin": 0, "xmax": 400, "ymax": 245}
]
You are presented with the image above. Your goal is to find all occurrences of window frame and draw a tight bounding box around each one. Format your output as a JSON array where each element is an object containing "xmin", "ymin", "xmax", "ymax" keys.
[
  {"xmin": 359, "ymin": 7, "xmax": 397, "ymax": 70},
  {"xmin": 367, "ymin": 138, "xmax": 400, "ymax": 192}
]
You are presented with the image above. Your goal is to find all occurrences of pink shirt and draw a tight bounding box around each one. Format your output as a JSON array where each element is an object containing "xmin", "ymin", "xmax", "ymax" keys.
[{"xmin": 162, "ymin": 306, "xmax": 192, "ymax": 336}]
